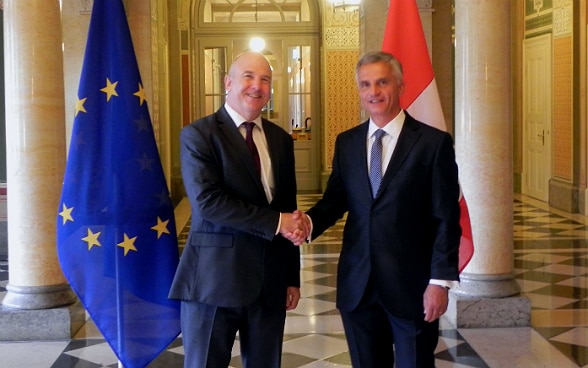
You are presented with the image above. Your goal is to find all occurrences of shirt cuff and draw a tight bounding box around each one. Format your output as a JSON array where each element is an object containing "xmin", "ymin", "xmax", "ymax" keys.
[
  {"xmin": 306, "ymin": 214, "xmax": 314, "ymax": 243},
  {"xmin": 275, "ymin": 212, "xmax": 282, "ymax": 235},
  {"xmin": 429, "ymin": 279, "xmax": 459, "ymax": 290}
]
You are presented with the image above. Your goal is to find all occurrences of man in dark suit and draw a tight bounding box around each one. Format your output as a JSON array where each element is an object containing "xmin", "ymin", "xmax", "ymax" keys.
[
  {"xmin": 169, "ymin": 51, "xmax": 307, "ymax": 368},
  {"xmin": 301, "ymin": 51, "xmax": 461, "ymax": 367}
]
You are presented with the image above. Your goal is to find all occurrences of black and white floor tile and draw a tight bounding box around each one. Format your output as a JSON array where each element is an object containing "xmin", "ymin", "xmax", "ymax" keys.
[{"xmin": 2, "ymin": 193, "xmax": 588, "ymax": 367}]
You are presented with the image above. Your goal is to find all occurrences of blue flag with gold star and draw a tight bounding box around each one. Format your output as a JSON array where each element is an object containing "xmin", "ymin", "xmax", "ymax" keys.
[{"xmin": 57, "ymin": 0, "xmax": 181, "ymax": 367}]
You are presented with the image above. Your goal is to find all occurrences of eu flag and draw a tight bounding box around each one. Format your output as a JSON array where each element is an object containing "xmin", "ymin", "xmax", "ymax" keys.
[{"xmin": 57, "ymin": 0, "xmax": 181, "ymax": 366}]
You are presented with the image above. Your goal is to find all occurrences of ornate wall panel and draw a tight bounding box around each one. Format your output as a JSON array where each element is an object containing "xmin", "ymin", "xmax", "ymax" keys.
[
  {"xmin": 552, "ymin": 35, "xmax": 572, "ymax": 180},
  {"xmin": 324, "ymin": 50, "xmax": 360, "ymax": 169},
  {"xmin": 325, "ymin": 27, "xmax": 359, "ymax": 48},
  {"xmin": 322, "ymin": 5, "xmax": 360, "ymax": 172}
]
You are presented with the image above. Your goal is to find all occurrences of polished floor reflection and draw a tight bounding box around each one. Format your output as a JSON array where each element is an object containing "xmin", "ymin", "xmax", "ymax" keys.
[{"xmin": 1, "ymin": 193, "xmax": 588, "ymax": 367}]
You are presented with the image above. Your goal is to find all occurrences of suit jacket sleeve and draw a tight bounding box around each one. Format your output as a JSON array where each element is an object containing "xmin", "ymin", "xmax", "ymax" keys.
[
  {"xmin": 306, "ymin": 133, "xmax": 350, "ymax": 239},
  {"xmin": 179, "ymin": 118, "xmax": 280, "ymax": 240},
  {"xmin": 429, "ymin": 132, "xmax": 461, "ymax": 281}
]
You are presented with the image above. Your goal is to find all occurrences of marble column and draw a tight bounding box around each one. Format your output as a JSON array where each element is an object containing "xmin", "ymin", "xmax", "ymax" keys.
[
  {"xmin": 358, "ymin": 0, "xmax": 387, "ymax": 56},
  {"xmin": 0, "ymin": 0, "xmax": 84, "ymax": 340},
  {"xmin": 448, "ymin": 0, "xmax": 530, "ymax": 328}
]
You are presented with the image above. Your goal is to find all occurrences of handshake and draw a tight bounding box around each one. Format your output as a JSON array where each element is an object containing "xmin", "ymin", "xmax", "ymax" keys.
[{"xmin": 279, "ymin": 210, "xmax": 311, "ymax": 246}]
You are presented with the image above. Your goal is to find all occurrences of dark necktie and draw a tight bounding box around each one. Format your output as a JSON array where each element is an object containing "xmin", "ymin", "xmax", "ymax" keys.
[
  {"xmin": 370, "ymin": 129, "xmax": 385, "ymax": 198},
  {"xmin": 244, "ymin": 122, "xmax": 261, "ymax": 177}
]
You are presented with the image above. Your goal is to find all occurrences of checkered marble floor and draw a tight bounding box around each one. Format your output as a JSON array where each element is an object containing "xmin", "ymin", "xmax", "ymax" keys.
[{"xmin": 2, "ymin": 193, "xmax": 588, "ymax": 367}]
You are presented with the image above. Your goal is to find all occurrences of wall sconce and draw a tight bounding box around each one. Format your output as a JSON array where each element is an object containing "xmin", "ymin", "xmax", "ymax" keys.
[{"xmin": 328, "ymin": 0, "xmax": 360, "ymax": 12}]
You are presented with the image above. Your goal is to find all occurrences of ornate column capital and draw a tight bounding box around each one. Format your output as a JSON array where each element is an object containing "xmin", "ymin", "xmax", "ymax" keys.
[
  {"xmin": 416, "ymin": 0, "xmax": 433, "ymax": 9},
  {"xmin": 80, "ymin": 0, "xmax": 92, "ymax": 13},
  {"xmin": 80, "ymin": 0, "xmax": 128, "ymax": 14},
  {"xmin": 178, "ymin": 0, "xmax": 190, "ymax": 30}
]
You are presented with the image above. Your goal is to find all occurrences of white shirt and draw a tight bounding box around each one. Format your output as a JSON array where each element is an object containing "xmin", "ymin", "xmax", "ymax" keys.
[
  {"xmin": 366, "ymin": 110, "xmax": 405, "ymax": 176},
  {"xmin": 224, "ymin": 104, "xmax": 274, "ymax": 203}
]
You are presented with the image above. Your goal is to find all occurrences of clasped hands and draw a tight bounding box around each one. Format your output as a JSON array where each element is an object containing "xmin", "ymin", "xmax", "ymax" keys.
[{"xmin": 279, "ymin": 210, "xmax": 311, "ymax": 246}]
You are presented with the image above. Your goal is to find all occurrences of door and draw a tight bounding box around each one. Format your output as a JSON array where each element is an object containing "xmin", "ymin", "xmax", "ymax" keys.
[
  {"xmin": 189, "ymin": 0, "xmax": 321, "ymax": 192},
  {"xmin": 284, "ymin": 41, "xmax": 319, "ymax": 192},
  {"xmin": 523, "ymin": 34, "xmax": 552, "ymax": 201},
  {"xmin": 195, "ymin": 36, "xmax": 320, "ymax": 192}
]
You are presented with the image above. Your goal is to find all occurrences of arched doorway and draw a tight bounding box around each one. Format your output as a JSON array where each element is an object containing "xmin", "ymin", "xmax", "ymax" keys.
[{"xmin": 181, "ymin": 0, "xmax": 321, "ymax": 192}]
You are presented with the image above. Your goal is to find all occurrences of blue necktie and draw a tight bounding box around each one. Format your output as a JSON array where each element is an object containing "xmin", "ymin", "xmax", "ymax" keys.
[{"xmin": 370, "ymin": 129, "xmax": 385, "ymax": 198}]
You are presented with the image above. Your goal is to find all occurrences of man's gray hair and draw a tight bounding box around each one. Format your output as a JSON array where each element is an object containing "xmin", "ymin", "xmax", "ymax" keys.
[{"xmin": 355, "ymin": 51, "xmax": 404, "ymax": 86}]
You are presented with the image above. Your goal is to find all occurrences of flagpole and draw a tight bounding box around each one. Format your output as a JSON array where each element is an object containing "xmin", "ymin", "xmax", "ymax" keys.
[
  {"xmin": 114, "ymin": 170, "xmax": 125, "ymax": 368},
  {"xmin": 116, "ymin": 244, "xmax": 125, "ymax": 368},
  {"xmin": 114, "ymin": 175, "xmax": 124, "ymax": 368}
]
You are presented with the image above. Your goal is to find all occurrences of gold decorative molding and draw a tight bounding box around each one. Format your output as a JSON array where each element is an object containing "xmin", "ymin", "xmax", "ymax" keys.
[
  {"xmin": 327, "ymin": 6, "xmax": 359, "ymax": 27},
  {"xmin": 553, "ymin": 0, "xmax": 572, "ymax": 37},
  {"xmin": 177, "ymin": 0, "xmax": 190, "ymax": 31},
  {"xmin": 325, "ymin": 27, "xmax": 359, "ymax": 48},
  {"xmin": 553, "ymin": 0, "xmax": 572, "ymax": 7}
]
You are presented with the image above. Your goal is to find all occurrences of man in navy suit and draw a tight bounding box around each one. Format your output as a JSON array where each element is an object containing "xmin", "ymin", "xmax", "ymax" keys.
[
  {"xmin": 169, "ymin": 51, "xmax": 307, "ymax": 368},
  {"xmin": 301, "ymin": 51, "xmax": 461, "ymax": 367}
]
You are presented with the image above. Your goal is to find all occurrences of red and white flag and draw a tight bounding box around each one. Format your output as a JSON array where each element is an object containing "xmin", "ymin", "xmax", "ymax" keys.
[{"xmin": 382, "ymin": 0, "xmax": 473, "ymax": 272}]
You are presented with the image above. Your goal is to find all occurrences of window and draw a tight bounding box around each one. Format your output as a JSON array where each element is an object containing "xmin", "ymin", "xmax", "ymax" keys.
[{"xmin": 202, "ymin": 0, "xmax": 310, "ymax": 23}]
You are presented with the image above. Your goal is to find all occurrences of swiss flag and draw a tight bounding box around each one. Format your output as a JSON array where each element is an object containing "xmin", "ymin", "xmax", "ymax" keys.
[{"xmin": 382, "ymin": 0, "xmax": 473, "ymax": 273}]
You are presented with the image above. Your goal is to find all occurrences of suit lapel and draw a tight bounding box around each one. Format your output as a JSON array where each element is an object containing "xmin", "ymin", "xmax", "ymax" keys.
[
  {"xmin": 346, "ymin": 122, "xmax": 373, "ymax": 200},
  {"xmin": 378, "ymin": 116, "xmax": 421, "ymax": 193},
  {"xmin": 216, "ymin": 108, "xmax": 266, "ymax": 191},
  {"xmin": 358, "ymin": 124, "xmax": 372, "ymax": 199}
]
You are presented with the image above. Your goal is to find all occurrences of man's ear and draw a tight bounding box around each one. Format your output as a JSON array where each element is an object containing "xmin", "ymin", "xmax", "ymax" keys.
[{"xmin": 224, "ymin": 75, "xmax": 231, "ymax": 92}]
